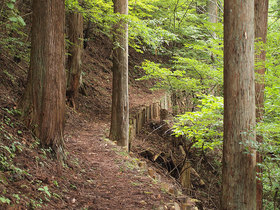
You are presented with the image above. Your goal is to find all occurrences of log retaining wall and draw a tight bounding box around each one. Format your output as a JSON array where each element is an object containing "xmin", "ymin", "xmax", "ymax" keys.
[{"xmin": 129, "ymin": 93, "xmax": 171, "ymax": 146}]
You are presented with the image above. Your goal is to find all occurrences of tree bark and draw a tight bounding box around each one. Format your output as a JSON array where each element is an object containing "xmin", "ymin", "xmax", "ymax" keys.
[
  {"xmin": 67, "ymin": 11, "xmax": 83, "ymax": 109},
  {"xmin": 208, "ymin": 0, "xmax": 218, "ymax": 23},
  {"xmin": 255, "ymin": 1, "xmax": 269, "ymax": 209},
  {"xmin": 109, "ymin": 0, "xmax": 129, "ymax": 150},
  {"xmin": 222, "ymin": 0, "xmax": 256, "ymax": 209},
  {"xmin": 19, "ymin": 0, "xmax": 66, "ymax": 159}
]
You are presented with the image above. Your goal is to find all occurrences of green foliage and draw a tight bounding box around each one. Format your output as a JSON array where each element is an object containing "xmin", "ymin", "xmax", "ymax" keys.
[
  {"xmin": 0, "ymin": 108, "xmax": 30, "ymax": 184},
  {"xmin": 38, "ymin": 186, "xmax": 51, "ymax": 198},
  {"xmin": 12, "ymin": 194, "xmax": 20, "ymax": 203},
  {"xmin": 138, "ymin": 60, "xmax": 201, "ymax": 92},
  {"xmin": 2, "ymin": 0, "xmax": 26, "ymax": 26},
  {"xmin": 0, "ymin": 0, "xmax": 29, "ymax": 62},
  {"xmin": 66, "ymin": 0, "xmax": 115, "ymax": 38},
  {"xmin": 65, "ymin": 0, "xmax": 179, "ymax": 53},
  {"xmin": 0, "ymin": 196, "xmax": 11, "ymax": 205},
  {"xmin": 129, "ymin": 15, "xmax": 178, "ymax": 53},
  {"xmin": 53, "ymin": 180, "xmax": 59, "ymax": 188},
  {"xmin": 134, "ymin": 0, "xmax": 224, "ymax": 157},
  {"xmin": 254, "ymin": 4, "xmax": 280, "ymax": 206},
  {"xmin": 138, "ymin": 35, "xmax": 223, "ymax": 95},
  {"xmin": 137, "ymin": 13, "xmax": 224, "ymax": 97},
  {"xmin": 256, "ymin": 128, "xmax": 280, "ymax": 208},
  {"xmin": 173, "ymin": 95, "xmax": 223, "ymax": 150}
]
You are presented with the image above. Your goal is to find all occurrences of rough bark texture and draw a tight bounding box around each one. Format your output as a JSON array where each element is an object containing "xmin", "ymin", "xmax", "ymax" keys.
[
  {"xmin": 109, "ymin": 0, "xmax": 129, "ymax": 150},
  {"xmin": 222, "ymin": 0, "xmax": 256, "ymax": 209},
  {"xmin": 67, "ymin": 11, "xmax": 83, "ymax": 108},
  {"xmin": 20, "ymin": 0, "xmax": 66, "ymax": 158},
  {"xmin": 255, "ymin": 1, "xmax": 269, "ymax": 209},
  {"xmin": 208, "ymin": 0, "xmax": 218, "ymax": 23}
]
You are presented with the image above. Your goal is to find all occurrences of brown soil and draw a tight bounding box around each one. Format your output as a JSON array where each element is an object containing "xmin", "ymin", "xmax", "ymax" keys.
[{"xmin": 63, "ymin": 119, "xmax": 177, "ymax": 210}]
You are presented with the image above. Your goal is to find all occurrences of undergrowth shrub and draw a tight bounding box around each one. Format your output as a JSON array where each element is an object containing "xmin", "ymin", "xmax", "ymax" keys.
[{"xmin": 172, "ymin": 95, "xmax": 223, "ymax": 151}]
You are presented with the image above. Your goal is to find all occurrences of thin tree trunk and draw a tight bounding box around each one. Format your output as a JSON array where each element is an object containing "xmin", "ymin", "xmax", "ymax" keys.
[
  {"xmin": 83, "ymin": 20, "xmax": 92, "ymax": 49},
  {"xmin": 208, "ymin": 0, "xmax": 218, "ymax": 23},
  {"xmin": 67, "ymin": 11, "xmax": 83, "ymax": 109},
  {"xmin": 255, "ymin": 1, "xmax": 269, "ymax": 209},
  {"xmin": 109, "ymin": 0, "xmax": 129, "ymax": 150},
  {"xmin": 207, "ymin": 0, "xmax": 218, "ymax": 95},
  {"xmin": 222, "ymin": 0, "xmax": 256, "ymax": 209},
  {"xmin": 19, "ymin": 0, "xmax": 66, "ymax": 159}
]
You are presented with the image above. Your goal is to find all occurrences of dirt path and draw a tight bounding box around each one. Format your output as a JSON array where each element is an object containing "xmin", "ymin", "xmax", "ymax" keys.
[{"xmin": 64, "ymin": 119, "xmax": 175, "ymax": 210}]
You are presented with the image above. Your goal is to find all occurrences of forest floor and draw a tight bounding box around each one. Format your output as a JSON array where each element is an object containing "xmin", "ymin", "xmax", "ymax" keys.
[{"xmin": 0, "ymin": 32, "xmax": 221, "ymax": 209}]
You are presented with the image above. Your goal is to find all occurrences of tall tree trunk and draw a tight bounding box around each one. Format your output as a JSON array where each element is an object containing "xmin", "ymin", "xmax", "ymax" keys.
[
  {"xmin": 208, "ymin": 0, "xmax": 218, "ymax": 23},
  {"xmin": 109, "ymin": 0, "xmax": 129, "ymax": 150},
  {"xmin": 255, "ymin": 1, "xmax": 269, "ymax": 209},
  {"xmin": 19, "ymin": 0, "xmax": 66, "ymax": 159},
  {"xmin": 67, "ymin": 11, "xmax": 83, "ymax": 109},
  {"xmin": 222, "ymin": 0, "xmax": 256, "ymax": 209}
]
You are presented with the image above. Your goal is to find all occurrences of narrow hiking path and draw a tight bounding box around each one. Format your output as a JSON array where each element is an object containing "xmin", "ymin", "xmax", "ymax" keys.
[
  {"xmin": 64, "ymin": 118, "xmax": 176, "ymax": 209},
  {"xmin": 61, "ymin": 89, "xmax": 181, "ymax": 209}
]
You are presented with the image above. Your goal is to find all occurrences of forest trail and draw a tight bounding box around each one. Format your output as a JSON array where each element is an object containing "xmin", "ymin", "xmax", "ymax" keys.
[
  {"xmin": 64, "ymin": 115, "xmax": 177, "ymax": 209},
  {"xmin": 0, "ymin": 32, "xmax": 183, "ymax": 209}
]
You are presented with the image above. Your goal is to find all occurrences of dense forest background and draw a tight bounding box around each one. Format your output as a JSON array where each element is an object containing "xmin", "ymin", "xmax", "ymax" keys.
[{"xmin": 0, "ymin": 0, "xmax": 280, "ymax": 209}]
